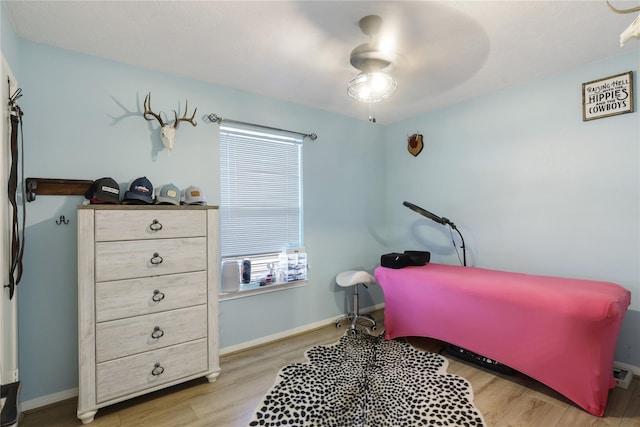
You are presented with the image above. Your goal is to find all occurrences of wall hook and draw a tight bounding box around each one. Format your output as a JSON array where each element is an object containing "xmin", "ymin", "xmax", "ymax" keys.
[{"xmin": 56, "ymin": 215, "xmax": 69, "ymax": 225}]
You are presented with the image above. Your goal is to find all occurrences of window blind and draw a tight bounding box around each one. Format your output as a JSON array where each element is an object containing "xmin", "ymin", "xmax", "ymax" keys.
[{"xmin": 219, "ymin": 124, "xmax": 302, "ymax": 258}]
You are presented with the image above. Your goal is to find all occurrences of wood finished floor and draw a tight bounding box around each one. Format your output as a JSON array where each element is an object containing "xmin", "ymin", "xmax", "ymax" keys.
[{"xmin": 20, "ymin": 311, "xmax": 640, "ymax": 427}]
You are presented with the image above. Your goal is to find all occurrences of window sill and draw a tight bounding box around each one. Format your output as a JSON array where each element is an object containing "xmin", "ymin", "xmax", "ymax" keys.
[{"xmin": 219, "ymin": 280, "xmax": 308, "ymax": 301}]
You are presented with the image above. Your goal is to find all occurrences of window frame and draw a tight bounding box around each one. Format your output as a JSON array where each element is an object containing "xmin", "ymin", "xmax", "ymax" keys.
[{"xmin": 218, "ymin": 123, "xmax": 306, "ymax": 299}]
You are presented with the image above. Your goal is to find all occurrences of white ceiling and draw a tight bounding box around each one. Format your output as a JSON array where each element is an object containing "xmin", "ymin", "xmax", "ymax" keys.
[{"xmin": 4, "ymin": 0, "xmax": 640, "ymax": 124}]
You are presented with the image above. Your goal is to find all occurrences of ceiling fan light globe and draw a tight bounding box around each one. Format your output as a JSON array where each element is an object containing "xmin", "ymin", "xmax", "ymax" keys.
[{"xmin": 347, "ymin": 72, "xmax": 397, "ymax": 103}]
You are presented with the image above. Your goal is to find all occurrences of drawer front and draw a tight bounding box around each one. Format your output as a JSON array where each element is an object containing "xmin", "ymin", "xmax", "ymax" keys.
[
  {"xmin": 96, "ymin": 339, "xmax": 208, "ymax": 403},
  {"xmin": 95, "ymin": 210, "xmax": 206, "ymax": 242},
  {"xmin": 96, "ymin": 271, "xmax": 207, "ymax": 322},
  {"xmin": 96, "ymin": 305, "xmax": 207, "ymax": 363},
  {"xmin": 95, "ymin": 237, "xmax": 206, "ymax": 282}
]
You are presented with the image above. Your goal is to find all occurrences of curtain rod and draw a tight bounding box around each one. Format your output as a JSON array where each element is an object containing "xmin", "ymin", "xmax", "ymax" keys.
[{"xmin": 206, "ymin": 114, "xmax": 317, "ymax": 141}]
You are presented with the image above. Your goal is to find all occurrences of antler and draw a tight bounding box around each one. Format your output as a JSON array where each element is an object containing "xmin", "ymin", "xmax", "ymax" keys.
[
  {"xmin": 607, "ymin": 1, "xmax": 640, "ymax": 14},
  {"xmin": 143, "ymin": 93, "xmax": 166, "ymax": 127},
  {"xmin": 173, "ymin": 100, "xmax": 197, "ymax": 128}
]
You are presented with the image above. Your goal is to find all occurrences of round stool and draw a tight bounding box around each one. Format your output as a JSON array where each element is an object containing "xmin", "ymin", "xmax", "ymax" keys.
[{"xmin": 335, "ymin": 270, "xmax": 377, "ymax": 334}]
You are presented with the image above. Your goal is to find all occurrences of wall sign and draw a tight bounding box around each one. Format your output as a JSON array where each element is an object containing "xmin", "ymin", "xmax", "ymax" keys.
[{"xmin": 582, "ymin": 71, "xmax": 633, "ymax": 121}]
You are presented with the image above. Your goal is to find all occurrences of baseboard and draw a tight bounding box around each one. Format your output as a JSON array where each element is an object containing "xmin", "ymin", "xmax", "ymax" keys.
[
  {"xmin": 20, "ymin": 387, "xmax": 77, "ymax": 412},
  {"xmin": 19, "ymin": 304, "xmax": 385, "ymax": 412},
  {"xmin": 219, "ymin": 303, "xmax": 385, "ymax": 355}
]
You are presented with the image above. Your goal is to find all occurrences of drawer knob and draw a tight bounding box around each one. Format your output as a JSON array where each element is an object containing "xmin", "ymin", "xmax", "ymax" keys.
[
  {"xmin": 150, "ymin": 252, "xmax": 164, "ymax": 265},
  {"xmin": 150, "ymin": 219, "xmax": 163, "ymax": 231},
  {"xmin": 152, "ymin": 289, "xmax": 165, "ymax": 302},
  {"xmin": 151, "ymin": 326, "xmax": 165, "ymax": 339},
  {"xmin": 151, "ymin": 363, "xmax": 165, "ymax": 376}
]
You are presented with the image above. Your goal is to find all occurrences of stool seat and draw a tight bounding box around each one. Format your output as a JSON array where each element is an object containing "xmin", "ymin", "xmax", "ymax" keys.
[
  {"xmin": 336, "ymin": 270, "xmax": 376, "ymax": 288},
  {"xmin": 335, "ymin": 270, "xmax": 377, "ymax": 334}
]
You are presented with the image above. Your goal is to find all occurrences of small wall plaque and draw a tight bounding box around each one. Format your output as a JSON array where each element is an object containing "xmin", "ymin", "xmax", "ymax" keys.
[{"xmin": 407, "ymin": 133, "xmax": 424, "ymax": 157}]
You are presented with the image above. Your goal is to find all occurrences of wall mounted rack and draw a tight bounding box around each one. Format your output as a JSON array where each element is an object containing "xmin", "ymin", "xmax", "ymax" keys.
[{"xmin": 25, "ymin": 178, "xmax": 93, "ymax": 202}]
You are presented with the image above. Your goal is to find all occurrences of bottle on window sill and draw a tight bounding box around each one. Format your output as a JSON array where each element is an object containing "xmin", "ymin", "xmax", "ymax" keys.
[{"xmin": 241, "ymin": 259, "xmax": 251, "ymax": 284}]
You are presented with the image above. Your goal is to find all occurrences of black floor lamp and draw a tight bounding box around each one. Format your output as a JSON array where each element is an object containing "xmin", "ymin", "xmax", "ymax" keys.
[{"xmin": 403, "ymin": 201, "xmax": 467, "ymax": 266}]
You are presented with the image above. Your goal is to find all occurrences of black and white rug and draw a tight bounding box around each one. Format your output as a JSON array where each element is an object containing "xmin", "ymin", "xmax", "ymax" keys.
[{"xmin": 248, "ymin": 331, "xmax": 486, "ymax": 427}]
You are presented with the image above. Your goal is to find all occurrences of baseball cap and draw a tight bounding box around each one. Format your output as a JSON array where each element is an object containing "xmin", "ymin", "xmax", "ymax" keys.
[
  {"xmin": 181, "ymin": 185, "xmax": 207, "ymax": 205},
  {"xmin": 123, "ymin": 176, "xmax": 154, "ymax": 204},
  {"xmin": 85, "ymin": 177, "xmax": 120, "ymax": 204},
  {"xmin": 155, "ymin": 183, "xmax": 180, "ymax": 206}
]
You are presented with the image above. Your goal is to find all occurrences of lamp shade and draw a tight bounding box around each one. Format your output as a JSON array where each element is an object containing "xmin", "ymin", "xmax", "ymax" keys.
[{"xmin": 347, "ymin": 71, "xmax": 397, "ymax": 103}]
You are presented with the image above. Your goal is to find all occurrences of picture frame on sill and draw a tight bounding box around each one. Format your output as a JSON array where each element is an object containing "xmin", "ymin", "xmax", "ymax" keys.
[{"xmin": 582, "ymin": 71, "xmax": 633, "ymax": 121}]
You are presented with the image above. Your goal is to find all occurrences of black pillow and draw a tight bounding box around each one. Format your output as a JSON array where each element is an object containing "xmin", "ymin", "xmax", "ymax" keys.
[
  {"xmin": 381, "ymin": 253, "xmax": 411, "ymax": 269},
  {"xmin": 404, "ymin": 250, "xmax": 430, "ymax": 266}
]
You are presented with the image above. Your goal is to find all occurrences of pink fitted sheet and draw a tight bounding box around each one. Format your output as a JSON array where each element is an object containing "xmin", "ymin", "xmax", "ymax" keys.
[{"xmin": 374, "ymin": 264, "xmax": 631, "ymax": 416}]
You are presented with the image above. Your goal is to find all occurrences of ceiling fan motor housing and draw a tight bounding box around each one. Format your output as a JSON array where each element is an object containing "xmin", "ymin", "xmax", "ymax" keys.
[{"xmin": 350, "ymin": 15, "xmax": 397, "ymax": 73}]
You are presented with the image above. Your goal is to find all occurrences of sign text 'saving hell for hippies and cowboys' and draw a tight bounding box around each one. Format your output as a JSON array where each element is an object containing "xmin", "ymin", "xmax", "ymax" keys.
[{"xmin": 582, "ymin": 71, "xmax": 634, "ymax": 121}]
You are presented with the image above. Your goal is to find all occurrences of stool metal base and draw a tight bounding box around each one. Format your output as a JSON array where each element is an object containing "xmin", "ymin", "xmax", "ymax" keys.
[{"xmin": 335, "ymin": 283, "xmax": 377, "ymax": 334}]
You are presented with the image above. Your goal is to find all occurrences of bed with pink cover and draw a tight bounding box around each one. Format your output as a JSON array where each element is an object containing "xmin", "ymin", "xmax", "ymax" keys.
[{"xmin": 374, "ymin": 263, "xmax": 631, "ymax": 416}]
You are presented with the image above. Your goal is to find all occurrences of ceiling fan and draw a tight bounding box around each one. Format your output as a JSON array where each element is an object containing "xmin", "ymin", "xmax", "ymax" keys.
[{"xmin": 347, "ymin": 15, "xmax": 402, "ymax": 109}]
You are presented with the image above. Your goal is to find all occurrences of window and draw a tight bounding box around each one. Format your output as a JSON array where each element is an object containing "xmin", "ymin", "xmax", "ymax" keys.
[{"xmin": 219, "ymin": 123, "xmax": 304, "ymax": 295}]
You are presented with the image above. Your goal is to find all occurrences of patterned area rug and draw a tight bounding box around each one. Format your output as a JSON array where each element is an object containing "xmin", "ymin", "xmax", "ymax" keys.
[{"xmin": 248, "ymin": 331, "xmax": 486, "ymax": 427}]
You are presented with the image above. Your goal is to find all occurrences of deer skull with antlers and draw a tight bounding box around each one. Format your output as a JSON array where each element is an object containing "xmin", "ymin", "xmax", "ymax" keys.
[
  {"xmin": 607, "ymin": 1, "xmax": 640, "ymax": 47},
  {"xmin": 143, "ymin": 93, "xmax": 197, "ymax": 154}
]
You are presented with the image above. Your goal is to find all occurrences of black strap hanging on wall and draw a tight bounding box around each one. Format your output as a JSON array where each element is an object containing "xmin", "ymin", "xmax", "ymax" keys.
[{"xmin": 7, "ymin": 87, "xmax": 25, "ymax": 300}]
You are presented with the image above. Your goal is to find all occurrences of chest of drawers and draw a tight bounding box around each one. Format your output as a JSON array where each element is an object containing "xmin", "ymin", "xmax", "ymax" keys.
[{"xmin": 76, "ymin": 206, "xmax": 220, "ymax": 424}]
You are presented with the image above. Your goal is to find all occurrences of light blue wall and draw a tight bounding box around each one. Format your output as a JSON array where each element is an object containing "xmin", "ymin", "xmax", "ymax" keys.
[
  {"xmin": 5, "ymin": 17, "xmax": 640, "ymax": 406},
  {"xmin": 384, "ymin": 52, "xmax": 640, "ymax": 366},
  {"xmin": 15, "ymin": 40, "xmax": 386, "ymax": 403}
]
